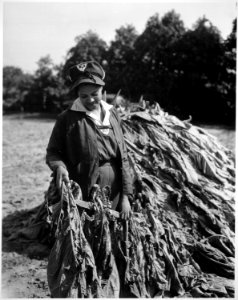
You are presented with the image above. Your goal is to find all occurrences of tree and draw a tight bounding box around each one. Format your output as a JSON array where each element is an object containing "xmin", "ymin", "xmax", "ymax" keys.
[
  {"xmin": 217, "ymin": 18, "xmax": 236, "ymax": 126},
  {"xmin": 63, "ymin": 31, "xmax": 108, "ymax": 81},
  {"xmin": 3, "ymin": 66, "xmax": 33, "ymax": 112},
  {"xmin": 106, "ymin": 24, "xmax": 138, "ymax": 96},
  {"xmin": 169, "ymin": 17, "xmax": 226, "ymax": 122},
  {"xmin": 132, "ymin": 10, "xmax": 185, "ymax": 103},
  {"xmin": 48, "ymin": 63, "xmax": 71, "ymax": 111},
  {"xmin": 24, "ymin": 55, "xmax": 62, "ymax": 112}
]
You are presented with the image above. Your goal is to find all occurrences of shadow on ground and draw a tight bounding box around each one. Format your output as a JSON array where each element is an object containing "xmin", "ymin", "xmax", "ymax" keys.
[{"xmin": 2, "ymin": 205, "xmax": 52, "ymax": 259}]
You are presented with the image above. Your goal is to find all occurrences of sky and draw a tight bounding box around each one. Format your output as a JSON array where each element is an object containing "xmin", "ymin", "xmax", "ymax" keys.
[{"xmin": 3, "ymin": 0, "xmax": 237, "ymax": 74}]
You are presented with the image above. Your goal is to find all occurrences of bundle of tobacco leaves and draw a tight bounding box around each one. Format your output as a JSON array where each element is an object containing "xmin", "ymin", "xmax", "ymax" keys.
[
  {"xmin": 13, "ymin": 101, "xmax": 235, "ymax": 298},
  {"xmin": 46, "ymin": 181, "xmax": 123, "ymax": 298},
  {"xmin": 47, "ymin": 182, "xmax": 98, "ymax": 298}
]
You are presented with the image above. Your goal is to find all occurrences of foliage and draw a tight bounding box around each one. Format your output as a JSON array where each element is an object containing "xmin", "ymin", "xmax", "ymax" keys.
[
  {"xmin": 3, "ymin": 66, "xmax": 33, "ymax": 112},
  {"xmin": 131, "ymin": 11, "xmax": 186, "ymax": 103},
  {"xmin": 63, "ymin": 30, "xmax": 108, "ymax": 79},
  {"xmin": 218, "ymin": 18, "xmax": 236, "ymax": 124},
  {"xmin": 166, "ymin": 17, "xmax": 226, "ymax": 122},
  {"xmin": 24, "ymin": 56, "xmax": 69, "ymax": 112},
  {"xmin": 106, "ymin": 25, "xmax": 139, "ymax": 96},
  {"xmin": 3, "ymin": 12, "xmax": 236, "ymax": 125}
]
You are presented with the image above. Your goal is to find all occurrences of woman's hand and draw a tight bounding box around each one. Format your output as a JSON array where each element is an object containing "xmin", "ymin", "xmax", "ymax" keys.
[
  {"xmin": 56, "ymin": 166, "xmax": 70, "ymax": 189},
  {"xmin": 120, "ymin": 195, "xmax": 131, "ymax": 220}
]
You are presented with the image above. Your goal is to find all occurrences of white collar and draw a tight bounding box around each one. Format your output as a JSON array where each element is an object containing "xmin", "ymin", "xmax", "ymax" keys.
[{"xmin": 70, "ymin": 98, "xmax": 113, "ymax": 127}]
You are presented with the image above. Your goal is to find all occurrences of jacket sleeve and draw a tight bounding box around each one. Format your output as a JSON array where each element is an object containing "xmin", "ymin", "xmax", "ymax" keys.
[
  {"xmin": 113, "ymin": 109, "xmax": 133, "ymax": 197},
  {"xmin": 46, "ymin": 113, "xmax": 68, "ymax": 172}
]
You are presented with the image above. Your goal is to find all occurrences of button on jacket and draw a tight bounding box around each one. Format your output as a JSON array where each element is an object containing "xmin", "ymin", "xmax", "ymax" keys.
[{"xmin": 46, "ymin": 100, "xmax": 133, "ymax": 200}]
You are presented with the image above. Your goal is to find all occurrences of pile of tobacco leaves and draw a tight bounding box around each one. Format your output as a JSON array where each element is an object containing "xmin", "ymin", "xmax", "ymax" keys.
[
  {"xmin": 118, "ymin": 101, "xmax": 235, "ymax": 297},
  {"xmin": 14, "ymin": 101, "xmax": 236, "ymax": 297}
]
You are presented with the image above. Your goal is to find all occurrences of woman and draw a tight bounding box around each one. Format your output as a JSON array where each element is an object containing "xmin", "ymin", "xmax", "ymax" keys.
[{"xmin": 46, "ymin": 60, "xmax": 132, "ymax": 219}]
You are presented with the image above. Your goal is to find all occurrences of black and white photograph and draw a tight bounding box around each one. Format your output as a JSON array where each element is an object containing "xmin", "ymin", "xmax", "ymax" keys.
[{"xmin": 2, "ymin": 0, "xmax": 236, "ymax": 298}]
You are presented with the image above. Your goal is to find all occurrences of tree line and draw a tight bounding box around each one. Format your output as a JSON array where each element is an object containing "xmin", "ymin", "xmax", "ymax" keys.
[{"xmin": 3, "ymin": 10, "xmax": 236, "ymax": 125}]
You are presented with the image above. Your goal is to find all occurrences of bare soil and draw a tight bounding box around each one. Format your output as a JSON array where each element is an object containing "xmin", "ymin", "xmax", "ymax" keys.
[
  {"xmin": 1, "ymin": 113, "xmax": 235, "ymax": 298},
  {"xmin": 2, "ymin": 114, "xmax": 54, "ymax": 298}
]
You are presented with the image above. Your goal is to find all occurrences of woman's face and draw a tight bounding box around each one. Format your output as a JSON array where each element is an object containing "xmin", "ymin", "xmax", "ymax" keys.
[{"xmin": 77, "ymin": 84, "xmax": 103, "ymax": 111}]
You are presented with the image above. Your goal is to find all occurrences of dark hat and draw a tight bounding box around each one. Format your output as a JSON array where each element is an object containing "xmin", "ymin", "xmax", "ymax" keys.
[{"xmin": 67, "ymin": 61, "xmax": 105, "ymax": 90}]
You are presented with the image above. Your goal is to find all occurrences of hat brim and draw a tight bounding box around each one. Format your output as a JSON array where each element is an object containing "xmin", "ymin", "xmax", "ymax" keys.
[{"xmin": 70, "ymin": 76, "xmax": 105, "ymax": 90}]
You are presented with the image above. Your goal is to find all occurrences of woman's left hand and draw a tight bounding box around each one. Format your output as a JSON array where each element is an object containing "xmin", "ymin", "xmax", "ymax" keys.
[{"xmin": 120, "ymin": 195, "xmax": 131, "ymax": 220}]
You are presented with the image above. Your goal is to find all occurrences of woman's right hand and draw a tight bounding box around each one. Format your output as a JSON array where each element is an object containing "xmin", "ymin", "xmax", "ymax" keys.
[{"xmin": 56, "ymin": 166, "xmax": 70, "ymax": 189}]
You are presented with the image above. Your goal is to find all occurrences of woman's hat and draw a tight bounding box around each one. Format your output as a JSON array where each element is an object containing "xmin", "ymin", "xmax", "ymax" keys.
[{"xmin": 67, "ymin": 61, "xmax": 105, "ymax": 90}]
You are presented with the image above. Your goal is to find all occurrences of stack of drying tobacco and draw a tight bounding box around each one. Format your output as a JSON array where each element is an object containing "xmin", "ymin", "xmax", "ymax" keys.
[{"xmin": 118, "ymin": 102, "xmax": 235, "ymax": 297}]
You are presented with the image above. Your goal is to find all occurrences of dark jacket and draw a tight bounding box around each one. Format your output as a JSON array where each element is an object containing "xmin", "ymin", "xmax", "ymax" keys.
[{"xmin": 46, "ymin": 102, "xmax": 133, "ymax": 200}]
